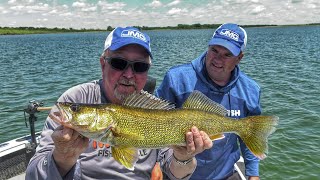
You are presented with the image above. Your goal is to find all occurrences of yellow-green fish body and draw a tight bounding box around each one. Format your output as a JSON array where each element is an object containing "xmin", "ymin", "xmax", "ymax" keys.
[{"xmin": 53, "ymin": 91, "xmax": 278, "ymax": 170}]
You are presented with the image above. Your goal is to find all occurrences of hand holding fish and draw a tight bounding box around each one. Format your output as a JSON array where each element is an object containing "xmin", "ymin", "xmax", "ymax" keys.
[
  {"xmin": 50, "ymin": 112, "xmax": 89, "ymax": 176},
  {"xmin": 170, "ymin": 126, "xmax": 213, "ymax": 178},
  {"xmin": 172, "ymin": 126, "xmax": 212, "ymax": 159}
]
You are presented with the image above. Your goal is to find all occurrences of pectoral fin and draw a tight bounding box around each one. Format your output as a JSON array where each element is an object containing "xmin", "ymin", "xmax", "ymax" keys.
[
  {"xmin": 210, "ymin": 133, "xmax": 225, "ymax": 141},
  {"xmin": 111, "ymin": 146, "xmax": 139, "ymax": 170}
]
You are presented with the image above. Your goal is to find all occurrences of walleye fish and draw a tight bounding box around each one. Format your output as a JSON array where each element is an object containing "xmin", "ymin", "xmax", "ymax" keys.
[{"xmin": 50, "ymin": 90, "xmax": 278, "ymax": 170}]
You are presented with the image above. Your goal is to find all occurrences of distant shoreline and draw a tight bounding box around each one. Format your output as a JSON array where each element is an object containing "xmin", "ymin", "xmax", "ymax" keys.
[{"xmin": 1, "ymin": 23, "xmax": 319, "ymax": 35}]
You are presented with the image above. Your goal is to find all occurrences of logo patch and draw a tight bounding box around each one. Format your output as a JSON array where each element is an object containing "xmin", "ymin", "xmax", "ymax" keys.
[
  {"xmin": 121, "ymin": 30, "xmax": 147, "ymax": 42},
  {"xmin": 227, "ymin": 110, "xmax": 241, "ymax": 117},
  {"xmin": 92, "ymin": 140, "xmax": 150, "ymax": 158},
  {"xmin": 219, "ymin": 29, "xmax": 239, "ymax": 41}
]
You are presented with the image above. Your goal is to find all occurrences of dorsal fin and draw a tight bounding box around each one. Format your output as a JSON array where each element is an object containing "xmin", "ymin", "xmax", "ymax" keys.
[
  {"xmin": 182, "ymin": 90, "xmax": 227, "ymax": 116},
  {"xmin": 123, "ymin": 90, "xmax": 175, "ymax": 110}
]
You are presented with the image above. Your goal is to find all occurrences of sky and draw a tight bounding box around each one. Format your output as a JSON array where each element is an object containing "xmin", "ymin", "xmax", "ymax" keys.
[{"xmin": 0, "ymin": 0, "xmax": 319, "ymax": 29}]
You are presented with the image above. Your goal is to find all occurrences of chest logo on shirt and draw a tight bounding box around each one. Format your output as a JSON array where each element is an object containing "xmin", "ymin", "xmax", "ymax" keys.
[
  {"xmin": 92, "ymin": 140, "xmax": 150, "ymax": 158},
  {"xmin": 227, "ymin": 110, "xmax": 241, "ymax": 117}
]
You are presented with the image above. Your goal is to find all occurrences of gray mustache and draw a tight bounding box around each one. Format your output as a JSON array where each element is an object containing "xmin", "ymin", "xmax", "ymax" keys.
[{"xmin": 118, "ymin": 79, "xmax": 136, "ymax": 86}]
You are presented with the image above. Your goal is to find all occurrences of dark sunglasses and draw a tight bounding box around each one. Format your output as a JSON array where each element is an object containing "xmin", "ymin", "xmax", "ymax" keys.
[{"xmin": 105, "ymin": 57, "xmax": 150, "ymax": 73}]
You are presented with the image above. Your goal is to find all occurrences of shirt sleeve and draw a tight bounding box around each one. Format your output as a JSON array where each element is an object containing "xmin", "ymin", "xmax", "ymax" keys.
[
  {"xmin": 155, "ymin": 71, "xmax": 177, "ymax": 104},
  {"xmin": 158, "ymin": 148, "xmax": 194, "ymax": 180},
  {"xmin": 25, "ymin": 85, "xmax": 86, "ymax": 180},
  {"xmin": 25, "ymin": 115, "xmax": 76, "ymax": 180}
]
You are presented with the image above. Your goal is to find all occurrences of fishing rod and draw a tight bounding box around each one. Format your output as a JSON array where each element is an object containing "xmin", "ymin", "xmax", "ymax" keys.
[{"xmin": 24, "ymin": 101, "xmax": 52, "ymax": 149}]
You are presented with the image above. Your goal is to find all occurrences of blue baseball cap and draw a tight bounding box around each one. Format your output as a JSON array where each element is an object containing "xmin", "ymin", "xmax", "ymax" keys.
[
  {"xmin": 208, "ymin": 23, "xmax": 247, "ymax": 56},
  {"xmin": 104, "ymin": 26, "xmax": 152, "ymax": 58}
]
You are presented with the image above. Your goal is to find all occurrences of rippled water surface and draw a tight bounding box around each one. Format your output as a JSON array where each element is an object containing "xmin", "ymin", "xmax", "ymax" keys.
[{"xmin": 1, "ymin": 26, "xmax": 319, "ymax": 179}]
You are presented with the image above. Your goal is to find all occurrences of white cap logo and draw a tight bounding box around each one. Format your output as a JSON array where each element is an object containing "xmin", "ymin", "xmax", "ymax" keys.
[
  {"xmin": 121, "ymin": 30, "xmax": 147, "ymax": 42},
  {"xmin": 220, "ymin": 29, "xmax": 239, "ymax": 41}
]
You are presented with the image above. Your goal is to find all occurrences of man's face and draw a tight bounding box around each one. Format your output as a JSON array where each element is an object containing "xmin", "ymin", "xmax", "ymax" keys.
[
  {"xmin": 205, "ymin": 45, "xmax": 243, "ymax": 86},
  {"xmin": 100, "ymin": 44, "xmax": 150, "ymax": 104}
]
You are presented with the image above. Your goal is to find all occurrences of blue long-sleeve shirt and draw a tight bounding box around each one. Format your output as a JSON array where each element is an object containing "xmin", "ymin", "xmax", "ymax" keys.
[{"xmin": 155, "ymin": 52, "xmax": 262, "ymax": 179}]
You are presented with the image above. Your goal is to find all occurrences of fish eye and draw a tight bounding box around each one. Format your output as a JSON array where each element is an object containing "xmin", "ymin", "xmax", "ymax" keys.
[{"xmin": 70, "ymin": 104, "xmax": 80, "ymax": 112}]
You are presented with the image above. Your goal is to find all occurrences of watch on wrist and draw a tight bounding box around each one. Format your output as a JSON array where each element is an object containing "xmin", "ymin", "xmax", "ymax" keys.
[{"xmin": 172, "ymin": 154, "xmax": 194, "ymax": 165}]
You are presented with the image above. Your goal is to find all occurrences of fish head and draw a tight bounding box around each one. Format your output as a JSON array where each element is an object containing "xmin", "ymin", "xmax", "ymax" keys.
[
  {"xmin": 54, "ymin": 102, "xmax": 98, "ymax": 126},
  {"xmin": 53, "ymin": 102, "xmax": 117, "ymax": 140}
]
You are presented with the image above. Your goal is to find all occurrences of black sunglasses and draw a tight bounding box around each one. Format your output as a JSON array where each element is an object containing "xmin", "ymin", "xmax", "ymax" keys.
[{"xmin": 105, "ymin": 57, "xmax": 150, "ymax": 73}]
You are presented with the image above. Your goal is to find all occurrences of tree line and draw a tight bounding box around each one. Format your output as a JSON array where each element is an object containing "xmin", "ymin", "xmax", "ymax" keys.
[{"xmin": 1, "ymin": 23, "xmax": 319, "ymax": 35}]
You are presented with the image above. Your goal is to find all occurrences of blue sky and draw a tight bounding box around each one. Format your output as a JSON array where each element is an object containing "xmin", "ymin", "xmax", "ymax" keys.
[{"xmin": 0, "ymin": 0, "xmax": 319, "ymax": 29}]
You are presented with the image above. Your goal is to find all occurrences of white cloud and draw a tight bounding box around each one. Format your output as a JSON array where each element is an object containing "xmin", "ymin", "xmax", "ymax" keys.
[
  {"xmin": 306, "ymin": 3, "xmax": 316, "ymax": 9},
  {"xmin": 48, "ymin": 9, "xmax": 57, "ymax": 14},
  {"xmin": 167, "ymin": 0, "xmax": 181, "ymax": 7},
  {"xmin": 251, "ymin": 5, "xmax": 265, "ymax": 14},
  {"xmin": 29, "ymin": 3, "xmax": 49, "ymax": 10},
  {"xmin": 1, "ymin": 0, "xmax": 319, "ymax": 29},
  {"xmin": 167, "ymin": 8, "xmax": 187, "ymax": 15},
  {"xmin": 82, "ymin": 6, "xmax": 97, "ymax": 12},
  {"xmin": 146, "ymin": 0, "xmax": 162, "ymax": 8},
  {"xmin": 188, "ymin": 8, "xmax": 206, "ymax": 19},
  {"xmin": 1, "ymin": 10, "xmax": 9, "ymax": 14},
  {"xmin": 37, "ymin": 18, "xmax": 48, "ymax": 22},
  {"xmin": 60, "ymin": 12, "xmax": 73, "ymax": 17},
  {"xmin": 99, "ymin": 1, "xmax": 126, "ymax": 10},
  {"xmin": 8, "ymin": 21, "xmax": 17, "ymax": 26},
  {"xmin": 0, "ymin": 6, "xmax": 9, "ymax": 14},
  {"xmin": 72, "ymin": 2, "xmax": 86, "ymax": 8},
  {"xmin": 10, "ymin": 5, "xmax": 24, "ymax": 11},
  {"xmin": 235, "ymin": 0, "xmax": 249, "ymax": 3},
  {"xmin": 8, "ymin": 0, "xmax": 16, "ymax": 5}
]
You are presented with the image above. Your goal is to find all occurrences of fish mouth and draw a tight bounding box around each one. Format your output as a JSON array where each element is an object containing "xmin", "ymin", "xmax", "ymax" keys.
[{"xmin": 55, "ymin": 102, "xmax": 73, "ymax": 122}]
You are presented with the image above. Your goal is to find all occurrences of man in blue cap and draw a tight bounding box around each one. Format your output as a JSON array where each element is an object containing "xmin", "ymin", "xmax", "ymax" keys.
[
  {"xmin": 156, "ymin": 23, "xmax": 261, "ymax": 179},
  {"xmin": 26, "ymin": 27, "xmax": 212, "ymax": 180}
]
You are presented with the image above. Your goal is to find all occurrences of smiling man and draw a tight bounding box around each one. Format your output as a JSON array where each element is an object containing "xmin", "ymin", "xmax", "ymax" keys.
[
  {"xmin": 26, "ymin": 26, "xmax": 212, "ymax": 180},
  {"xmin": 156, "ymin": 23, "xmax": 262, "ymax": 180}
]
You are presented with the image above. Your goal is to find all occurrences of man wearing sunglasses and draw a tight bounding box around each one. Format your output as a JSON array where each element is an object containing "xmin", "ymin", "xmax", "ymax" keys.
[
  {"xmin": 156, "ymin": 23, "xmax": 262, "ymax": 180},
  {"xmin": 26, "ymin": 27, "xmax": 212, "ymax": 180}
]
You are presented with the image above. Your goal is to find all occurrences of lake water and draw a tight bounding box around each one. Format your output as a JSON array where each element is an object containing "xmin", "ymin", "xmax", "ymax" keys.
[{"xmin": 0, "ymin": 26, "xmax": 319, "ymax": 179}]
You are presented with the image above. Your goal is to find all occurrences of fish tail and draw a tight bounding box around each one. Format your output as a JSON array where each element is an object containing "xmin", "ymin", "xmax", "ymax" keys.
[{"xmin": 237, "ymin": 115, "xmax": 279, "ymax": 159}]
